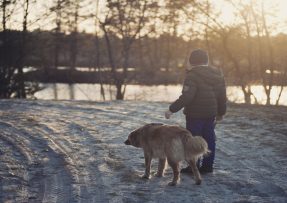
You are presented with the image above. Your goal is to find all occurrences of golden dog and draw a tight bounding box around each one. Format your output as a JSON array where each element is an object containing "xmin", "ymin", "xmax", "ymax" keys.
[{"xmin": 124, "ymin": 123, "xmax": 209, "ymax": 186}]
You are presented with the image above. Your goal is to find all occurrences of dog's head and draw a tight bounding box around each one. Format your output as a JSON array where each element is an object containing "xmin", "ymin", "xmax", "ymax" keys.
[{"xmin": 124, "ymin": 127, "xmax": 143, "ymax": 148}]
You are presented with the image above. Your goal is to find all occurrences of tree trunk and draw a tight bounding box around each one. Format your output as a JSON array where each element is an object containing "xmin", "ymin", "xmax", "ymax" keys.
[
  {"xmin": 265, "ymin": 88, "xmax": 271, "ymax": 105},
  {"xmin": 116, "ymin": 84, "xmax": 124, "ymax": 100},
  {"xmin": 222, "ymin": 34, "xmax": 251, "ymax": 104},
  {"xmin": 16, "ymin": 0, "xmax": 30, "ymax": 98},
  {"xmin": 275, "ymin": 68, "xmax": 287, "ymax": 105},
  {"xmin": 94, "ymin": 0, "xmax": 105, "ymax": 101},
  {"xmin": 242, "ymin": 87, "xmax": 251, "ymax": 104},
  {"xmin": 52, "ymin": 0, "xmax": 62, "ymax": 100},
  {"xmin": 69, "ymin": 84, "xmax": 75, "ymax": 100},
  {"xmin": 276, "ymin": 86, "xmax": 284, "ymax": 106}
]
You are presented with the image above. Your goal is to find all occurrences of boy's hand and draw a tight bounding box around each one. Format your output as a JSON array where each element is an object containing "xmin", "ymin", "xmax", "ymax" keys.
[{"xmin": 165, "ymin": 110, "xmax": 173, "ymax": 119}]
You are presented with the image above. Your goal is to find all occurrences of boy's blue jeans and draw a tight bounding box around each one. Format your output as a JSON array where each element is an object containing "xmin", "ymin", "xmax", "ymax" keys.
[{"xmin": 186, "ymin": 117, "xmax": 216, "ymax": 168}]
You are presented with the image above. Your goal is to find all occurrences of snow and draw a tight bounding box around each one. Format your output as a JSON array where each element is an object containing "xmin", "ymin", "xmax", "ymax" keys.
[{"xmin": 0, "ymin": 99, "xmax": 287, "ymax": 203}]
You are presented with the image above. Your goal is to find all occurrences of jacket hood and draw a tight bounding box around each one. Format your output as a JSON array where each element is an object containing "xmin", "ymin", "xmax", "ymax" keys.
[
  {"xmin": 189, "ymin": 49, "xmax": 209, "ymax": 66},
  {"xmin": 189, "ymin": 65, "xmax": 224, "ymax": 86}
]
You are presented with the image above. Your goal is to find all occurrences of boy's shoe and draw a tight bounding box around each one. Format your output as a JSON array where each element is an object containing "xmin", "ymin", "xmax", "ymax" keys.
[
  {"xmin": 199, "ymin": 166, "xmax": 213, "ymax": 174},
  {"xmin": 180, "ymin": 166, "xmax": 193, "ymax": 173}
]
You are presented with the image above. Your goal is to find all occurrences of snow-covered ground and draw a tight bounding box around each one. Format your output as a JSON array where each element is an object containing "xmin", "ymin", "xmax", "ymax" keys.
[{"xmin": 0, "ymin": 99, "xmax": 286, "ymax": 203}]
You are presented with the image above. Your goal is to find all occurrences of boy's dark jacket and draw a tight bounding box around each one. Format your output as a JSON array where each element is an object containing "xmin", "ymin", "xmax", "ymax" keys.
[{"xmin": 169, "ymin": 65, "xmax": 227, "ymax": 118}]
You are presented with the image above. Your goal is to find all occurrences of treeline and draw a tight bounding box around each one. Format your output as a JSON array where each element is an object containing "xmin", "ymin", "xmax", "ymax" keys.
[
  {"xmin": 2, "ymin": 29, "xmax": 287, "ymax": 84},
  {"xmin": 1, "ymin": 0, "xmax": 287, "ymax": 104},
  {"xmin": 0, "ymin": 30, "xmax": 189, "ymax": 72}
]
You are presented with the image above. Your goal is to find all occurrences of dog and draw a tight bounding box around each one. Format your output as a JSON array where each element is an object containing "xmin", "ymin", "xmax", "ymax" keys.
[{"xmin": 124, "ymin": 123, "xmax": 209, "ymax": 186}]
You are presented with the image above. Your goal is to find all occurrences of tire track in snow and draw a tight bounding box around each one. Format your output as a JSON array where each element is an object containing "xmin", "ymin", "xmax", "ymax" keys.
[
  {"xmin": 21, "ymin": 129, "xmax": 76, "ymax": 203},
  {"xmin": 0, "ymin": 115, "xmax": 77, "ymax": 203},
  {"xmin": 34, "ymin": 120, "xmax": 111, "ymax": 202},
  {"xmin": 0, "ymin": 132, "xmax": 30, "ymax": 203},
  {"xmin": 32, "ymin": 124, "xmax": 84, "ymax": 202},
  {"xmin": 0, "ymin": 123, "xmax": 40, "ymax": 202}
]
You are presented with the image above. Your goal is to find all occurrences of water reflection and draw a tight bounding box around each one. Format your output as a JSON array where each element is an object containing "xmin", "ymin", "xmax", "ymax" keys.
[{"xmin": 34, "ymin": 84, "xmax": 287, "ymax": 106}]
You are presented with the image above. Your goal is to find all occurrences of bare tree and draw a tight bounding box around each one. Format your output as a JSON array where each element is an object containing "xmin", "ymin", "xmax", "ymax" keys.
[
  {"xmin": 226, "ymin": 0, "xmax": 260, "ymax": 104},
  {"xmin": 50, "ymin": 0, "xmax": 65, "ymax": 99},
  {"xmin": 0, "ymin": 0, "xmax": 15, "ymax": 98},
  {"xmin": 99, "ymin": 0, "xmax": 157, "ymax": 100},
  {"xmin": 274, "ymin": 34, "xmax": 287, "ymax": 105},
  {"xmin": 250, "ymin": 0, "xmax": 278, "ymax": 105},
  {"xmin": 183, "ymin": 0, "xmax": 255, "ymax": 103},
  {"xmin": 14, "ymin": 0, "xmax": 30, "ymax": 98},
  {"xmin": 0, "ymin": 0, "xmax": 30, "ymax": 98},
  {"xmin": 94, "ymin": 0, "xmax": 106, "ymax": 100},
  {"xmin": 260, "ymin": 1, "xmax": 275, "ymax": 105}
]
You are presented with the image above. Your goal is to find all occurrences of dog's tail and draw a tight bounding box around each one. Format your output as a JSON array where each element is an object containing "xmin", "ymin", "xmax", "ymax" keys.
[{"xmin": 184, "ymin": 135, "xmax": 210, "ymax": 160}]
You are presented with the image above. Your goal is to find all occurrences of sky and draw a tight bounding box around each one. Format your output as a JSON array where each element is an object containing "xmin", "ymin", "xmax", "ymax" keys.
[
  {"xmin": 3, "ymin": 0, "xmax": 287, "ymax": 35},
  {"xmin": 217, "ymin": 0, "xmax": 287, "ymax": 28}
]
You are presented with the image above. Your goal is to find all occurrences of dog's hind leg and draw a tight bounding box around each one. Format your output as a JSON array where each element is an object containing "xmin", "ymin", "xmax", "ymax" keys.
[
  {"xmin": 167, "ymin": 159, "xmax": 180, "ymax": 186},
  {"xmin": 142, "ymin": 152, "xmax": 152, "ymax": 179},
  {"xmin": 187, "ymin": 158, "xmax": 202, "ymax": 185},
  {"xmin": 156, "ymin": 158, "xmax": 166, "ymax": 177}
]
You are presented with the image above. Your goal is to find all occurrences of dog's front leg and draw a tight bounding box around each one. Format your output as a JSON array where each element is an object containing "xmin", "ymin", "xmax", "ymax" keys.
[
  {"xmin": 156, "ymin": 158, "xmax": 166, "ymax": 177},
  {"xmin": 142, "ymin": 152, "xmax": 152, "ymax": 179}
]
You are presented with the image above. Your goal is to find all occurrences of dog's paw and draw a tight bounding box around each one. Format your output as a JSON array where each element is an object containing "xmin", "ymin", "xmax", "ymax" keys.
[
  {"xmin": 155, "ymin": 173, "xmax": 163, "ymax": 178},
  {"xmin": 168, "ymin": 181, "xmax": 177, "ymax": 186},
  {"xmin": 195, "ymin": 179, "xmax": 202, "ymax": 185},
  {"xmin": 141, "ymin": 174, "xmax": 150, "ymax": 179}
]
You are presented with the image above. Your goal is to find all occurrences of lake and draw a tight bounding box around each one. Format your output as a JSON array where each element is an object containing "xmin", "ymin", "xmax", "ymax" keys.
[{"xmin": 34, "ymin": 84, "xmax": 287, "ymax": 106}]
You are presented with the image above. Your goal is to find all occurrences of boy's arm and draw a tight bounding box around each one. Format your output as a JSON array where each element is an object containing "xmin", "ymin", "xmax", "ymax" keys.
[{"xmin": 169, "ymin": 77, "xmax": 197, "ymax": 113}]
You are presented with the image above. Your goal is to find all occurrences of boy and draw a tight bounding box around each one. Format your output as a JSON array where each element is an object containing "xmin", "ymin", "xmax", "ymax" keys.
[{"xmin": 165, "ymin": 49, "xmax": 227, "ymax": 173}]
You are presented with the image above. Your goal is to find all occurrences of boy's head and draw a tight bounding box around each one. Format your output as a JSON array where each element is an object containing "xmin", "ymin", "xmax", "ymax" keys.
[{"xmin": 189, "ymin": 49, "xmax": 209, "ymax": 66}]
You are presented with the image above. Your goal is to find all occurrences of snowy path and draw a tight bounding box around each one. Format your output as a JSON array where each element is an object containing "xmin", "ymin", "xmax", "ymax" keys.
[{"xmin": 0, "ymin": 100, "xmax": 286, "ymax": 203}]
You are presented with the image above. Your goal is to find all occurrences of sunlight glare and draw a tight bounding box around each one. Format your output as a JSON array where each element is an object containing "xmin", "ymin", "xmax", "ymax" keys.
[{"xmin": 217, "ymin": 0, "xmax": 287, "ymax": 33}]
